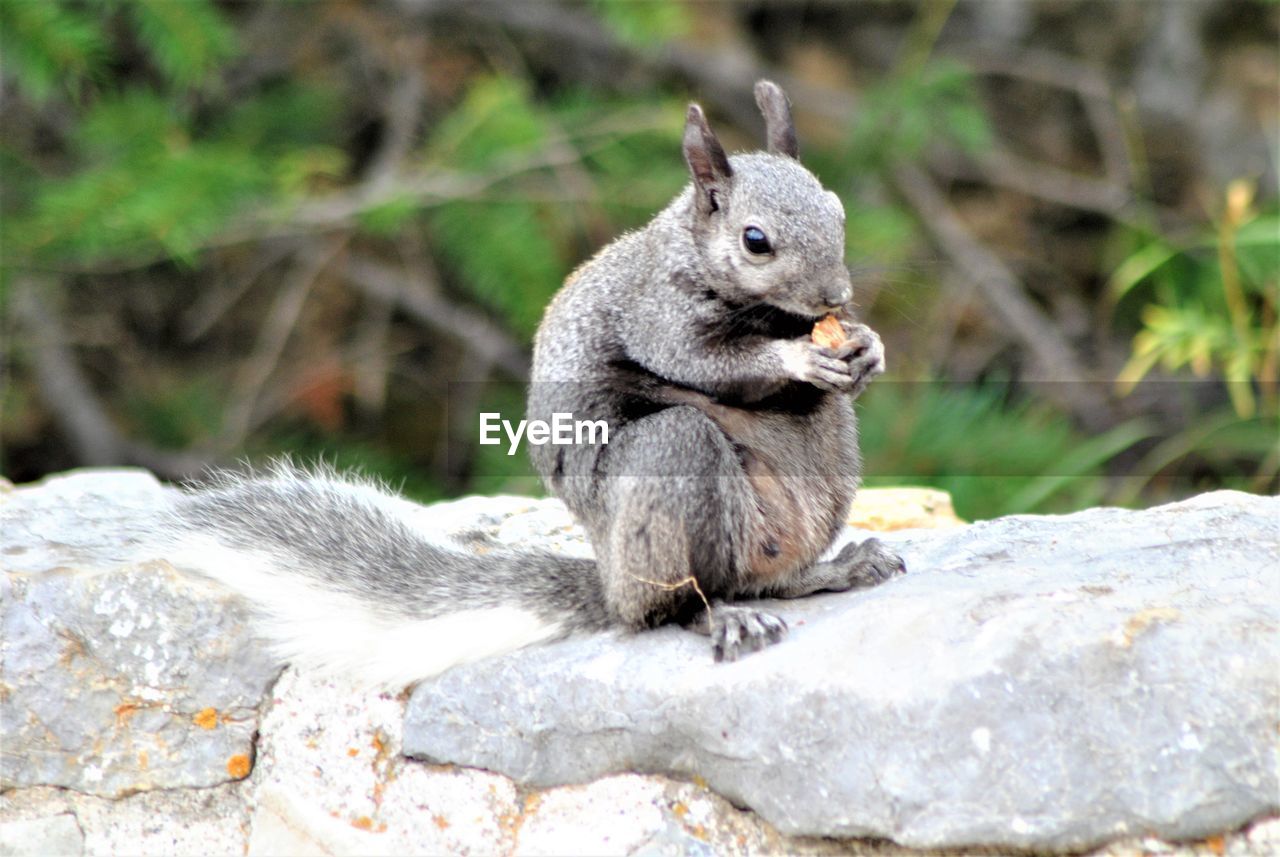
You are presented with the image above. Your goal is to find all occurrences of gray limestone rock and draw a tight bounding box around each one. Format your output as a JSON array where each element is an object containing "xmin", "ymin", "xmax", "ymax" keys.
[
  {"xmin": 3, "ymin": 468, "xmax": 1276, "ymax": 854},
  {"xmin": 0, "ymin": 813, "xmax": 83, "ymax": 857},
  {"xmin": 403, "ymin": 490, "xmax": 1280, "ymax": 852},
  {"xmin": 1, "ymin": 471, "xmax": 282, "ymax": 798},
  {"xmin": 240, "ymin": 667, "xmax": 815, "ymax": 856}
]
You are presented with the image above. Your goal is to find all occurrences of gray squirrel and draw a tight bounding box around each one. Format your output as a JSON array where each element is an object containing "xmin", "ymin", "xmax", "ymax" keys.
[{"xmin": 163, "ymin": 81, "xmax": 905, "ymax": 688}]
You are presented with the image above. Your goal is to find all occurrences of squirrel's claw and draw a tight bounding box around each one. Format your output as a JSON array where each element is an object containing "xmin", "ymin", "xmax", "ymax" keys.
[
  {"xmin": 709, "ymin": 605, "xmax": 788, "ymax": 662},
  {"xmin": 783, "ymin": 340, "xmax": 857, "ymax": 392},
  {"xmin": 831, "ymin": 537, "xmax": 907, "ymax": 588},
  {"xmin": 837, "ymin": 323, "xmax": 886, "ymax": 398}
]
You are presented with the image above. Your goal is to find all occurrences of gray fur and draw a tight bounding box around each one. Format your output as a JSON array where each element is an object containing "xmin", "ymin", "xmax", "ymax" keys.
[
  {"xmin": 170, "ymin": 464, "xmax": 612, "ymax": 634},
  {"xmin": 168, "ymin": 81, "xmax": 903, "ymax": 679},
  {"xmin": 754, "ymin": 79, "xmax": 799, "ymax": 159},
  {"xmin": 528, "ymin": 81, "xmax": 903, "ymax": 658}
]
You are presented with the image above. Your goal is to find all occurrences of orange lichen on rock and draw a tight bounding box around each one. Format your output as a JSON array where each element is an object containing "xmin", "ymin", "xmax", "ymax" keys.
[
  {"xmin": 193, "ymin": 707, "xmax": 218, "ymax": 730},
  {"xmin": 811, "ymin": 314, "xmax": 845, "ymax": 349},
  {"xmin": 347, "ymin": 747, "xmax": 359, "ymax": 757},
  {"xmin": 226, "ymin": 754, "xmax": 251, "ymax": 779},
  {"xmin": 1120, "ymin": 607, "xmax": 1182, "ymax": 647},
  {"xmin": 352, "ymin": 816, "xmax": 374, "ymax": 831}
]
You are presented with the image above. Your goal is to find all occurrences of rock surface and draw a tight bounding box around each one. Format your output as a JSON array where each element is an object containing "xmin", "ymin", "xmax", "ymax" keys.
[
  {"xmin": 404, "ymin": 490, "xmax": 1280, "ymax": 852},
  {"xmin": 239, "ymin": 668, "xmax": 826, "ymax": 856},
  {"xmin": 846, "ymin": 487, "xmax": 966, "ymax": 530},
  {"xmin": 1, "ymin": 469, "xmax": 1277, "ymax": 855},
  {"xmin": 0, "ymin": 813, "xmax": 83, "ymax": 857},
  {"xmin": 1, "ymin": 471, "xmax": 281, "ymax": 798}
]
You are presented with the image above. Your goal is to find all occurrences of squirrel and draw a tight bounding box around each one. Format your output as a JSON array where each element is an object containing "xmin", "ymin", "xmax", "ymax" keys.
[{"xmin": 161, "ymin": 81, "xmax": 905, "ymax": 689}]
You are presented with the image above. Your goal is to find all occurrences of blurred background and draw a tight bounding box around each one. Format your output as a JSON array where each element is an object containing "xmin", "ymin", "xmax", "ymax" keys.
[{"xmin": 2, "ymin": 0, "xmax": 1276, "ymax": 520}]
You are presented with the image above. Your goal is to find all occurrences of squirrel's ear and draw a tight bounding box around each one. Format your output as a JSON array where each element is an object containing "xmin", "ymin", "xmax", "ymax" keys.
[
  {"xmin": 683, "ymin": 103, "xmax": 733, "ymax": 215},
  {"xmin": 753, "ymin": 80, "xmax": 798, "ymax": 159}
]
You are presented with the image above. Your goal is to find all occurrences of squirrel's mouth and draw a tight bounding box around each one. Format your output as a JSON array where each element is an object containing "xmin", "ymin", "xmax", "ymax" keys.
[{"xmin": 766, "ymin": 299, "xmax": 837, "ymax": 322}]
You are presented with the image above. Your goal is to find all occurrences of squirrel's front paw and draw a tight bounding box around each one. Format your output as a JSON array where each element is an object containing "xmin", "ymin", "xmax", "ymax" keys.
[
  {"xmin": 707, "ymin": 605, "xmax": 787, "ymax": 662},
  {"xmin": 834, "ymin": 323, "xmax": 885, "ymax": 398},
  {"xmin": 781, "ymin": 340, "xmax": 856, "ymax": 392}
]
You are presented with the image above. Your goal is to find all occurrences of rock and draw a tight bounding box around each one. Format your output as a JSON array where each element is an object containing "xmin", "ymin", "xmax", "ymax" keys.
[
  {"xmin": 241, "ymin": 668, "xmax": 828, "ymax": 856},
  {"xmin": 509, "ymin": 773, "xmax": 794, "ymax": 856},
  {"xmin": 403, "ymin": 490, "xmax": 1280, "ymax": 852},
  {"xmin": 0, "ymin": 814, "xmax": 83, "ymax": 857},
  {"xmin": 243, "ymin": 668, "xmax": 518, "ymax": 855},
  {"xmin": 2, "ymin": 469, "xmax": 1276, "ymax": 854},
  {"xmin": 846, "ymin": 487, "xmax": 965, "ymax": 530},
  {"xmin": 0, "ymin": 470, "xmax": 169, "ymax": 574},
  {"xmin": 0, "ymin": 470, "xmax": 281, "ymax": 798},
  {"xmin": 0, "ymin": 783, "xmax": 251, "ymax": 856}
]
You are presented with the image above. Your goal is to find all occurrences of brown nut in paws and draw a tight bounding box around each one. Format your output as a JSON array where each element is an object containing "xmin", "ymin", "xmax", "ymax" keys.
[{"xmin": 811, "ymin": 314, "xmax": 846, "ymax": 349}]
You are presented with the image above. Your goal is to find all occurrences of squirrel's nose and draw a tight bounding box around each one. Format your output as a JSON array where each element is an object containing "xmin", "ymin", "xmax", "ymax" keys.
[{"xmin": 822, "ymin": 283, "xmax": 852, "ymax": 308}]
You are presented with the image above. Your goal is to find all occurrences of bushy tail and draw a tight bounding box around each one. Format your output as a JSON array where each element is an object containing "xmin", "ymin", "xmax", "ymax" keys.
[{"xmin": 160, "ymin": 463, "xmax": 611, "ymax": 688}]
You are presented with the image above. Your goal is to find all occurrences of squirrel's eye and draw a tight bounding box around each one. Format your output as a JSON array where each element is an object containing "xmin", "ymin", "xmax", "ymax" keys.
[{"xmin": 742, "ymin": 226, "xmax": 772, "ymax": 255}]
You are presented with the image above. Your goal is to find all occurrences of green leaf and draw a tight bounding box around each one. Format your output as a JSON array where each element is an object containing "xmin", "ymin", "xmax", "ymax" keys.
[
  {"xmin": 272, "ymin": 146, "xmax": 348, "ymax": 196},
  {"xmin": 1002, "ymin": 419, "xmax": 1154, "ymax": 514},
  {"xmin": 857, "ymin": 381, "xmax": 1118, "ymax": 518},
  {"xmin": 591, "ymin": 0, "xmax": 690, "ymax": 48},
  {"xmin": 75, "ymin": 89, "xmax": 177, "ymax": 164},
  {"xmin": 426, "ymin": 76, "xmax": 547, "ymax": 170},
  {"xmin": 1108, "ymin": 237, "xmax": 1179, "ymax": 303},
  {"xmin": 127, "ymin": 0, "xmax": 237, "ymax": 88},
  {"xmin": 1233, "ymin": 214, "xmax": 1280, "ymax": 247},
  {"xmin": 847, "ymin": 60, "xmax": 992, "ymax": 168},
  {"xmin": 0, "ymin": 0, "xmax": 109, "ymax": 101},
  {"xmin": 845, "ymin": 201, "xmax": 918, "ymax": 262},
  {"xmin": 1232, "ymin": 214, "xmax": 1280, "ymax": 292},
  {"xmin": 358, "ymin": 195, "xmax": 420, "ymax": 238},
  {"xmin": 1114, "ymin": 410, "xmax": 1280, "ymax": 505},
  {"xmin": 19, "ymin": 141, "xmax": 267, "ymax": 265},
  {"xmin": 428, "ymin": 200, "xmax": 567, "ymax": 337},
  {"xmin": 219, "ymin": 82, "xmax": 346, "ymax": 153}
]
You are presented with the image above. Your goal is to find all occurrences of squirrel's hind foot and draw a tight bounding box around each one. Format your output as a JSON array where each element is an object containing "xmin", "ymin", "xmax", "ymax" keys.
[{"xmin": 688, "ymin": 604, "xmax": 788, "ymax": 662}]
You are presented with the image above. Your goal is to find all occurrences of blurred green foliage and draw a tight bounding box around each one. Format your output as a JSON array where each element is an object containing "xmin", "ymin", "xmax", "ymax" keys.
[
  {"xmin": 592, "ymin": 0, "xmax": 692, "ymax": 47},
  {"xmin": 1113, "ymin": 185, "xmax": 1277, "ymax": 417},
  {"xmin": 421, "ymin": 77, "xmax": 684, "ymax": 336},
  {"xmin": 1110, "ymin": 180, "xmax": 1280, "ymax": 498},
  {"xmin": 0, "ymin": 1, "xmax": 109, "ymax": 102},
  {"xmin": 858, "ymin": 383, "xmax": 1154, "ymax": 520},
  {"xmin": 2, "ymin": 0, "xmax": 1275, "ymax": 519},
  {"xmin": 0, "ymin": 0, "xmax": 235, "ymax": 98},
  {"xmin": 847, "ymin": 61, "xmax": 992, "ymax": 170}
]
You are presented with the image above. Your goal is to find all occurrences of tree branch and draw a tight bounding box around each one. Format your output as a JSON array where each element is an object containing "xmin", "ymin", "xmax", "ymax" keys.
[
  {"xmin": 890, "ymin": 164, "xmax": 1113, "ymax": 427},
  {"xmin": 955, "ymin": 46, "xmax": 1135, "ymax": 188},
  {"xmin": 340, "ymin": 254, "xmax": 530, "ymax": 380},
  {"xmin": 12, "ymin": 277, "xmax": 216, "ymax": 479},
  {"xmin": 930, "ymin": 146, "xmax": 1134, "ymax": 216},
  {"xmin": 221, "ymin": 238, "xmax": 348, "ymax": 445}
]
